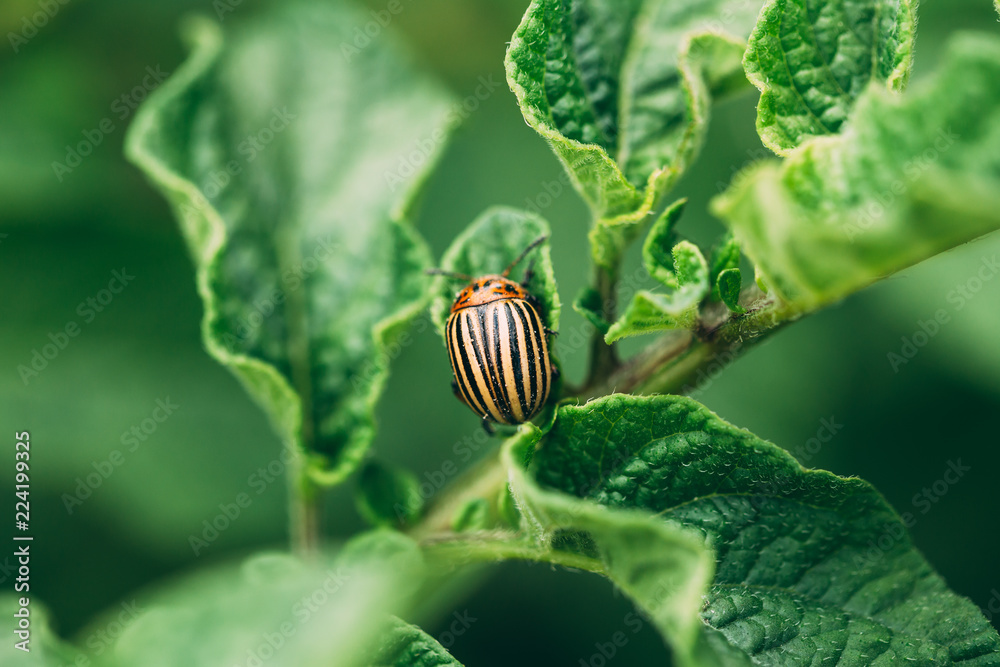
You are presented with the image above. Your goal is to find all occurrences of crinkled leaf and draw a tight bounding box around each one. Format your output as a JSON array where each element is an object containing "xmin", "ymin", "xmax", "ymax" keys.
[
  {"xmin": 606, "ymin": 241, "xmax": 709, "ymax": 342},
  {"xmin": 745, "ymin": 0, "xmax": 917, "ymax": 154},
  {"xmin": 716, "ymin": 268, "xmax": 746, "ymax": 313},
  {"xmin": 357, "ymin": 460, "xmax": 423, "ymax": 528},
  {"xmin": 98, "ymin": 532, "xmax": 428, "ymax": 667},
  {"xmin": 708, "ymin": 233, "xmax": 741, "ymax": 301},
  {"xmin": 367, "ymin": 617, "xmax": 464, "ymax": 666},
  {"xmin": 0, "ymin": 597, "xmax": 85, "ymax": 666},
  {"xmin": 643, "ymin": 198, "xmax": 688, "ymax": 288},
  {"xmin": 714, "ymin": 33, "xmax": 1000, "ymax": 312},
  {"xmin": 505, "ymin": 0, "xmax": 763, "ymax": 267},
  {"xmin": 430, "ymin": 207, "xmax": 559, "ymax": 334},
  {"xmin": 503, "ymin": 428, "xmax": 741, "ymax": 667},
  {"xmin": 126, "ymin": 5, "xmax": 452, "ymax": 486},
  {"xmin": 529, "ymin": 394, "xmax": 1000, "ymax": 663}
]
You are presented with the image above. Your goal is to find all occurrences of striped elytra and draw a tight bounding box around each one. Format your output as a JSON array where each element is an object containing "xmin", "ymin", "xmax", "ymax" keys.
[{"xmin": 445, "ymin": 278, "xmax": 552, "ymax": 425}]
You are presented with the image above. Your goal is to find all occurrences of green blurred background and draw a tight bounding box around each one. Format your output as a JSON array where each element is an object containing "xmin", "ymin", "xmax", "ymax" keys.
[{"xmin": 2, "ymin": 0, "xmax": 999, "ymax": 663}]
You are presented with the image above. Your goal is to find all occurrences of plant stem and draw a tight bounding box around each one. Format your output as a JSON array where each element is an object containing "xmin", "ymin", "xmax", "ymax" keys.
[
  {"xmin": 423, "ymin": 531, "xmax": 605, "ymax": 573},
  {"xmin": 289, "ymin": 451, "xmax": 321, "ymax": 557},
  {"xmin": 409, "ymin": 446, "xmax": 509, "ymax": 541},
  {"xmin": 582, "ymin": 264, "xmax": 621, "ymax": 390}
]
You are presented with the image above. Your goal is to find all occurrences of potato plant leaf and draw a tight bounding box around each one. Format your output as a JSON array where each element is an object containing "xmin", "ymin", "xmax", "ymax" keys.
[
  {"xmin": 605, "ymin": 239, "xmax": 709, "ymax": 343},
  {"xmin": 745, "ymin": 0, "xmax": 917, "ymax": 154},
  {"xmin": 368, "ymin": 617, "xmax": 464, "ymax": 666},
  {"xmin": 716, "ymin": 268, "xmax": 746, "ymax": 313},
  {"xmin": 642, "ymin": 198, "xmax": 688, "ymax": 288},
  {"xmin": 708, "ymin": 233, "xmax": 740, "ymax": 302},
  {"xmin": 95, "ymin": 532, "xmax": 428, "ymax": 667},
  {"xmin": 126, "ymin": 4, "xmax": 453, "ymax": 486},
  {"xmin": 429, "ymin": 207, "xmax": 560, "ymax": 335},
  {"xmin": 714, "ymin": 33, "xmax": 1000, "ymax": 312},
  {"xmin": 522, "ymin": 394, "xmax": 1000, "ymax": 663},
  {"xmin": 357, "ymin": 460, "xmax": 424, "ymax": 528},
  {"xmin": 0, "ymin": 597, "xmax": 85, "ymax": 666},
  {"xmin": 505, "ymin": 0, "xmax": 764, "ymax": 268},
  {"xmin": 503, "ymin": 428, "xmax": 741, "ymax": 667}
]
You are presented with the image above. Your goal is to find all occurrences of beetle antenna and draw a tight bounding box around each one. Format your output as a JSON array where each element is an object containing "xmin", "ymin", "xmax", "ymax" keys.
[
  {"xmin": 502, "ymin": 235, "xmax": 549, "ymax": 278},
  {"xmin": 425, "ymin": 268, "xmax": 473, "ymax": 282}
]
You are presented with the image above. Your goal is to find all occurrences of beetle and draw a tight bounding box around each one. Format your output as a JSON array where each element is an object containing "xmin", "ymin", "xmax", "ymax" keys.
[{"xmin": 429, "ymin": 236, "xmax": 557, "ymax": 428}]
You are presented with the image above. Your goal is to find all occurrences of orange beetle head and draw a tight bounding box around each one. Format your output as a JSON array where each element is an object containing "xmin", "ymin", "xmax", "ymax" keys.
[{"xmin": 450, "ymin": 275, "xmax": 529, "ymax": 312}]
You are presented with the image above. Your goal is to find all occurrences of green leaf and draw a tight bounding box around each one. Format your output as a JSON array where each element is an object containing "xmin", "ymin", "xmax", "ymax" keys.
[
  {"xmin": 358, "ymin": 460, "xmax": 423, "ymax": 528},
  {"xmin": 605, "ymin": 240, "xmax": 709, "ymax": 342},
  {"xmin": 643, "ymin": 198, "xmax": 689, "ymax": 288},
  {"xmin": 126, "ymin": 5, "xmax": 453, "ymax": 486},
  {"xmin": 708, "ymin": 233, "xmax": 741, "ymax": 301},
  {"xmin": 430, "ymin": 207, "xmax": 560, "ymax": 335},
  {"xmin": 0, "ymin": 597, "xmax": 85, "ymax": 666},
  {"xmin": 572, "ymin": 286, "xmax": 611, "ymax": 336},
  {"xmin": 717, "ymin": 268, "xmax": 745, "ymax": 313},
  {"xmin": 368, "ymin": 617, "xmax": 463, "ymax": 666},
  {"xmin": 714, "ymin": 33, "xmax": 1000, "ymax": 312},
  {"xmin": 452, "ymin": 498, "xmax": 491, "ymax": 532},
  {"xmin": 100, "ymin": 531, "xmax": 427, "ymax": 667},
  {"xmin": 503, "ymin": 427, "xmax": 740, "ymax": 667},
  {"xmin": 505, "ymin": 0, "xmax": 764, "ymax": 267},
  {"xmin": 527, "ymin": 394, "xmax": 1000, "ymax": 663},
  {"xmin": 745, "ymin": 0, "xmax": 916, "ymax": 154}
]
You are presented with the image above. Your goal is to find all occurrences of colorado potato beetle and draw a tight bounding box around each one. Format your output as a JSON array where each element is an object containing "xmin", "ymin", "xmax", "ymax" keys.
[{"xmin": 430, "ymin": 236, "xmax": 557, "ymax": 427}]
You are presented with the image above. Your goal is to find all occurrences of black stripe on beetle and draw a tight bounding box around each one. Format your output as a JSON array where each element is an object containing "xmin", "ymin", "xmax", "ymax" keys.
[{"xmin": 431, "ymin": 236, "xmax": 556, "ymax": 426}]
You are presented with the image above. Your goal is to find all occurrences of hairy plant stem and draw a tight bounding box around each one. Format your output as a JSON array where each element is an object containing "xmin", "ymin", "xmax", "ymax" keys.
[{"xmin": 423, "ymin": 531, "xmax": 605, "ymax": 573}]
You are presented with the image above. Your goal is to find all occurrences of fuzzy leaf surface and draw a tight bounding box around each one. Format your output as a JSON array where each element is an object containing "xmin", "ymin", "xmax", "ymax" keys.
[
  {"xmin": 715, "ymin": 34, "xmax": 1000, "ymax": 312},
  {"xmin": 745, "ymin": 0, "xmax": 917, "ymax": 153},
  {"xmin": 526, "ymin": 394, "xmax": 1000, "ymax": 663},
  {"xmin": 126, "ymin": 4, "xmax": 452, "ymax": 485},
  {"xmin": 505, "ymin": 0, "xmax": 764, "ymax": 267}
]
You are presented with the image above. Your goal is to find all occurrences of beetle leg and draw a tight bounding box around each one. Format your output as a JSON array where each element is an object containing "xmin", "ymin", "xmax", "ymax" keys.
[
  {"xmin": 521, "ymin": 259, "xmax": 536, "ymax": 287},
  {"xmin": 544, "ymin": 326, "xmax": 558, "ymax": 337},
  {"xmin": 550, "ymin": 363, "xmax": 561, "ymax": 381},
  {"xmin": 480, "ymin": 415, "xmax": 496, "ymax": 435},
  {"xmin": 451, "ymin": 378, "xmax": 462, "ymax": 399}
]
